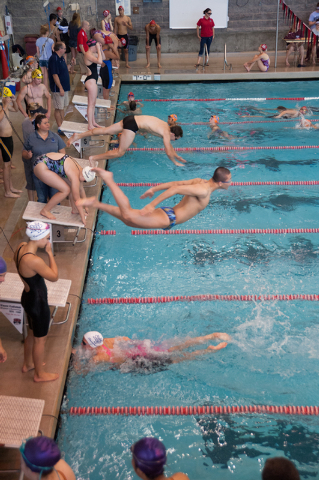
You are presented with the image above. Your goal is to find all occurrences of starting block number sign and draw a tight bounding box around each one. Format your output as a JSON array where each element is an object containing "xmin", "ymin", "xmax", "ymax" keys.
[
  {"xmin": 133, "ymin": 75, "xmax": 152, "ymax": 81},
  {"xmin": 64, "ymin": 132, "xmax": 81, "ymax": 154}
]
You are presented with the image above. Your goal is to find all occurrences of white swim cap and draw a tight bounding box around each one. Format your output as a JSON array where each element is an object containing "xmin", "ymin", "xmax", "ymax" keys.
[
  {"xmin": 82, "ymin": 166, "xmax": 96, "ymax": 183},
  {"xmin": 26, "ymin": 221, "xmax": 50, "ymax": 241},
  {"xmin": 83, "ymin": 331, "xmax": 103, "ymax": 348}
]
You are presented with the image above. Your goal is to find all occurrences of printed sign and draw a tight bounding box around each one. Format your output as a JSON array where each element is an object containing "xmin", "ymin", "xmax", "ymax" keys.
[
  {"xmin": 133, "ymin": 75, "xmax": 152, "ymax": 81},
  {"xmin": 0, "ymin": 301, "xmax": 24, "ymax": 334},
  {"xmin": 75, "ymin": 104, "xmax": 88, "ymax": 121},
  {"xmin": 64, "ymin": 131, "xmax": 81, "ymax": 153}
]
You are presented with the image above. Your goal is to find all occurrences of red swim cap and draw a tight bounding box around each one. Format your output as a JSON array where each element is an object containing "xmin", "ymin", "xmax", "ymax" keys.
[
  {"xmin": 118, "ymin": 5, "xmax": 124, "ymax": 10},
  {"xmin": 103, "ymin": 9, "xmax": 110, "ymax": 17},
  {"xmin": 150, "ymin": 20, "xmax": 156, "ymax": 26},
  {"xmin": 105, "ymin": 35, "xmax": 113, "ymax": 44},
  {"xmin": 260, "ymin": 44, "xmax": 267, "ymax": 51},
  {"xmin": 128, "ymin": 92, "xmax": 134, "ymax": 97},
  {"xmin": 120, "ymin": 37, "xmax": 126, "ymax": 46}
]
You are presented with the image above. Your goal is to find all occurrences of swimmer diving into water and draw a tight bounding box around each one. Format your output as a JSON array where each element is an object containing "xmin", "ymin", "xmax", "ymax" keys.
[
  {"xmin": 66, "ymin": 115, "xmax": 186, "ymax": 166},
  {"xmin": 76, "ymin": 166, "xmax": 232, "ymax": 230},
  {"xmin": 73, "ymin": 331, "xmax": 231, "ymax": 370}
]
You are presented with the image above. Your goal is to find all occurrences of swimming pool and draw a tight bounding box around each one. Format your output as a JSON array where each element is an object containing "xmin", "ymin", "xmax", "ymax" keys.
[{"xmin": 58, "ymin": 81, "xmax": 319, "ymax": 479}]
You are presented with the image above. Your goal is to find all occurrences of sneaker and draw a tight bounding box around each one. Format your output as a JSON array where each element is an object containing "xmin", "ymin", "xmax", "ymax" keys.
[{"xmin": 57, "ymin": 129, "xmax": 65, "ymax": 136}]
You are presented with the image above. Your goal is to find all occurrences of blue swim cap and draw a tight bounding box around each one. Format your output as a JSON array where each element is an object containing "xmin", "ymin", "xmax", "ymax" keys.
[
  {"xmin": 20, "ymin": 436, "xmax": 61, "ymax": 474},
  {"xmin": 132, "ymin": 437, "xmax": 167, "ymax": 478},
  {"xmin": 0, "ymin": 257, "xmax": 7, "ymax": 274}
]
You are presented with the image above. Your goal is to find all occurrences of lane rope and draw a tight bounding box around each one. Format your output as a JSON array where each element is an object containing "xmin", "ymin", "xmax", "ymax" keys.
[
  {"xmin": 87, "ymin": 294, "xmax": 319, "ymax": 304},
  {"xmin": 127, "ymin": 145, "xmax": 319, "ymax": 152},
  {"xmin": 69, "ymin": 405, "xmax": 319, "ymax": 416},
  {"xmin": 181, "ymin": 118, "xmax": 319, "ymax": 125},
  {"xmin": 135, "ymin": 97, "xmax": 319, "ymax": 102},
  {"xmin": 116, "ymin": 181, "xmax": 319, "ymax": 187},
  {"xmin": 131, "ymin": 228, "xmax": 319, "ymax": 236}
]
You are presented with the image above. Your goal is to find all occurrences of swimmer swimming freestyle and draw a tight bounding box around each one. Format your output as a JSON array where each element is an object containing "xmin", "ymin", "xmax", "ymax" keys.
[
  {"xmin": 208, "ymin": 115, "xmax": 233, "ymax": 139},
  {"xmin": 76, "ymin": 166, "xmax": 232, "ymax": 230},
  {"xmin": 73, "ymin": 331, "xmax": 231, "ymax": 371}
]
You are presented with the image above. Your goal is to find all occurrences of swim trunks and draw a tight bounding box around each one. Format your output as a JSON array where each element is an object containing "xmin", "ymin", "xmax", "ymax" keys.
[
  {"xmin": 34, "ymin": 154, "xmax": 69, "ymax": 178},
  {"xmin": 160, "ymin": 206, "xmax": 176, "ymax": 230},
  {"xmin": 0, "ymin": 136, "xmax": 13, "ymax": 163},
  {"xmin": 122, "ymin": 115, "xmax": 139, "ymax": 133},
  {"xmin": 147, "ymin": 33, "xmax": 161, "ymax": 46},
  {"xmin": 117, "ymin": 33, "xmax": 129, "ymax": 49}
]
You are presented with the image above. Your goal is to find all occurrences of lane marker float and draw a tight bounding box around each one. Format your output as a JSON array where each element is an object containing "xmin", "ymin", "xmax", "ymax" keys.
[
  {"xmin": 131, "ymin": 228, "xmax": 319, "ymax": 235},
  {"xmin": 135, "ymin": 97, "xmax": 319, "ymax": 102},
  {"xmin": 127, "ymin": 145, "xmax": 319, "ymax": 153},
  {"xmin": 116, "ymin": 181, "xmax": 319, "ymax": 187}
]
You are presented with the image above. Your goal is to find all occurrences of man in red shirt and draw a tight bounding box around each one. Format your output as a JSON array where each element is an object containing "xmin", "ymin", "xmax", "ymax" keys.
[
  {"xmin": 195, "ymin": 8, "xmax": 215, "ymax": 67},
  {"xmin": 77, "ymin": 20, "xmax": 90, "ymax": 74}
]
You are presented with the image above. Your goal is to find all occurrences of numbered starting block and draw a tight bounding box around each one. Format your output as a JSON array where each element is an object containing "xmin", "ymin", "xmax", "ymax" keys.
[
  {"xmin": 72, "ymin": 95, "xmax": 111, "ymax": 121},
  {"xmin": 81, "ymin": 75, "xmax": 115, "ymax": 97},
  {"xmin": 60, "ymin": 121, "xmax": 105, "ymax": 157},
  {"xmin": 23, "ymin": 201, "xmax": 87, "ymax": 255}
]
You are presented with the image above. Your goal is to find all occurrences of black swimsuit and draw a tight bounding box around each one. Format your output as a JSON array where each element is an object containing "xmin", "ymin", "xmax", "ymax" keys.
[
  {"xmin": 85, "ymin": 62, "xmax": 99, "ymax": 83},
  {"xmin": 123, "ymin": 115, "xmax": 139, "ymax": 133},
  {"xmin": 16, "ymin": 245, "xmax": 51, "ymax": 338}
]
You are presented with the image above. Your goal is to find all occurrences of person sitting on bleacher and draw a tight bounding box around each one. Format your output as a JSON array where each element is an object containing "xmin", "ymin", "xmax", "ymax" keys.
[{"xmin": 285, "ymin": 26, "xmax": 305, "ymax": 67}]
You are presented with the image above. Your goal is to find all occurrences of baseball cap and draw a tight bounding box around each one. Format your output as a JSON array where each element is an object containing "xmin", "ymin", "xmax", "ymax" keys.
[{"xmin": 32, "ymin": 69, "xmax": 43, "ymax": 79}]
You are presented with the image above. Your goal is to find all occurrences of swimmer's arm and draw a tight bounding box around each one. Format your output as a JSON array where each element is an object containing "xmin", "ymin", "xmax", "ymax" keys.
[
  {"xmin": 142, "ymin": 184, "xmax": 208, "ymax": 212},
  {"xmin": 137, "ymin": 102, "xmax": 144, "ymax": 107},
  {"xmin": 70, "ymin": 176, "xmax": 86, "ymax": 225},
  {"xmin": 140, "ymin": 178, "xmax": 202, "ymax": 199},
  {"xmin": 16, "ymin": 87, "xmax": 28, "ymax": 118},
  {"xmin": 43, "ymin": 86, "xmax": 51, "ymax": 118},
  {"xmin": 162, "ymin": 134, "xmax": 186, "ymax": 166}
]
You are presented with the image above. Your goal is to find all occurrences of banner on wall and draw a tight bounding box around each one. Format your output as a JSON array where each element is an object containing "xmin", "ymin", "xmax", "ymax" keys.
[
  {"xmin": 115, "ymin": 0, "xmax": 131, "ymax": 16},
  {"xmin": 0, "ymin": 301, "xmax": 24, "ymax": 334}
]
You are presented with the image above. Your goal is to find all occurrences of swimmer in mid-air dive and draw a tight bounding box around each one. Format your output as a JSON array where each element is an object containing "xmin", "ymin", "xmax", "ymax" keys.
[
  {"xmin": 76, "ymin": 166, "xmax": 232, "ymax": 230},
  {"xmin": 73, "ymin": 331, "xmax": 231, "ymax": 370},
  {"xmin": 208, "ymin": 115, "xmax": 233, "ymax": 139},
  {"xmin": 66, "ymin": 115, "xmax": 186, "ymax": 166}
]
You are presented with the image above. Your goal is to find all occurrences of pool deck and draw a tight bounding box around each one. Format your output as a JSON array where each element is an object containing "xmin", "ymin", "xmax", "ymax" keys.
[{"xmin": 0, "ymin": 49, "xmax": 318, "ymax": 479}]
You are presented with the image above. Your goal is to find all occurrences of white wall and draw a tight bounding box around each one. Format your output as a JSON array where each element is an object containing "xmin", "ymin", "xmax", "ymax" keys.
[{"xmin": 169, "ymin": 0, "xmax": 229, "ymax": 29}]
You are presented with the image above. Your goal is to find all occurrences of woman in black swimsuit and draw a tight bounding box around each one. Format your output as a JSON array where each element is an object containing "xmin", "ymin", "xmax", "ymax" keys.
[
  {"xmin": 14, "ymin": 221, "xmax": 59, "ymax": 383},
  {"xmin": 84, "ymin": 39, "xmax": 103, "ymax": 130}
]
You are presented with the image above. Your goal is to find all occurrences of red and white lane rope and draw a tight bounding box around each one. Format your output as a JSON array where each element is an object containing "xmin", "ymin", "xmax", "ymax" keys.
[
  {"xmin": 127, "ymin": 145, "xmax": 319, "ymax": 153},
  {"xmin": 87, "ymin": 294, "xmax": 319, "ymax": 304},
  {"xmin": 131, "ymin": 228, "xmax": 319, "ymax": 236},
  {"xmin": 69, "ymin": 404, "xmax": 319, "ymax": 416},
  {"xmin": 100, "ymin": 231, "xmax": 116, "ymax": 235},
  {"xmin": 135, "ymin": 96, "xmax": 319, "ymax": 103},
  {"xmin": 181, "ymin": 119, "xmax": 319, "ymax": 125},
  {"xmin": 116, "ymin": 181, "xmax": 319, "ymax": 187}
]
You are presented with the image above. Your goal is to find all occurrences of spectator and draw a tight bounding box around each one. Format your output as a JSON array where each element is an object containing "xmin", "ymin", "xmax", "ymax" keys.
[
  {"xmin": 131, "ymin": 437, "xmax": 190, "ymax": 480},
  {"xmin": 56, "ymin": 6, "xmax": 70, "ymax": 59},
  {"xmin": 284, "ymin": 26, "xmax": 305, "ymax": 67},
  {"xmin": 84, "ymin": 39, "xmax": 103, "ymax": 129},
  {"xmin": 0, "ymin": 88, "xmax": 22, "ymax": 198},
  {"xmin": 14, "ymin": 221, "xmax": 59, "ymax": 382},
  {"xmin": 48, "ymin": 13, "xmax": 60, "ymax": 44},
  {"xmin": 48, "ymin": 42, "xmax": 70, "ymax": 132},
  {"xmin": 309, "ymin": 2, "xmax": 319, "ymax": 31},
  {"xmin": 20, "ymin": 436, "xmax": 75, "ymax": 479},
  {"xmin": 22, "ymin": 114, "xmax": 65, "ymax": 203},
  {"xmin": 145, "ymin": 20, "xmax": 161, "ymax": 68},
  {"xmin": 195, "ymin": 8, "xmax": 215, "ymax": 67},
  {"xmin": 77, "ymin": 20, "xmax": 90, "ymax": 75},
  {"xmin": 114, "ymin": 6, "xmax": 133, "ymax": 68},
  {"xmin": 244, "ymin": 44, "xmax": 270, "ymax": 72},
  {"xmin": 17, "ymin": 69, "xmax": 51, "ymax": 119},
  {"xmin": 68, "ymin": 12, "xmax": 81, "ymax": 74},
  {"xmin": 0, "ymin": 257, "xmax": 7, "ymax": 363},
  {"xmin": 262, "ymin": 457, "xmax": 300, "ymax": 480},
  {"xmin": 36, "ymin": 25, "xmax": 54, "ymax": 91},
  {"xmin": 311, "ymin": 21, "xmax": 319, "ymax": 64}
]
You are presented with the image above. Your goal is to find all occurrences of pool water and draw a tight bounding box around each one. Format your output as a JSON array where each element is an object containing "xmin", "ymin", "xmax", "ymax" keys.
[{"xmin": 58, "ymin": 81, "xmax": 319, "ymax": 480}]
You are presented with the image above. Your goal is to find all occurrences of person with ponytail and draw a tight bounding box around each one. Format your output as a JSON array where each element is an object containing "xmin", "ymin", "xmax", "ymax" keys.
[
  {"xmin": 131, "ymin": 437, "xmax": 190, "ymax": 480},
  {"xmin": 195, "ymin": 8, "xmax": 215, "ymax": 67},
  {"xmin": 20, "ymin": 436, "xmax": 75, "ymax": 480}
]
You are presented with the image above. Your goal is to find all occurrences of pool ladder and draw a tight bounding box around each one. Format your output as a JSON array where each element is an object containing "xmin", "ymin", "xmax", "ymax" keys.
[{"xmin": 224, "ymin": 43, "xmax": 232, "ymax": 72}]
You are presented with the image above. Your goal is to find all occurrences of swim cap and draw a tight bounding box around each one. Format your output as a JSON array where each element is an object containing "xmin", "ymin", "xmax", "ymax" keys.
[
  {"xmin": 82, "ymin": 166, "xmax": 96, "ymax": 182},
  {"xmin": 105, "ymin": 35, "xmax": 113, "ymax": 44},
  {"xmin": 83, "ymin": 331, "xmax": 103, "ymax": 348},
  {"xmin": 1, "ymin": 87, "xmax": 13, "ymax": 97},
  {"xmin": 32, "ymin": 69, "xmax": 43, "ymax": 79},
  {"xmin": 300, "ymin": 106, "xmax": 308, "ymax": 111},
  {"xmin": 56, "ymin": 6, "xmax": 62, "ymax": 11},
  {"xmin": 260, "ymin": 44, "xmax": 267, "ymax": 51},
  {"xmin": 132, "ymin": 438, "xmax": 167, "ymax": 478},
  {"xmin": 26, "ymin": 56, "xmax": 35, "ymax": 62},
  {"xmin": 120, "ymin": 37, "xmax": 126, "ymax": 47},
  {"xmin": 150, "ymin": 20, "xmax": 156, "ymax": 26},
  {"xmin": 169, "ymin": 114, "xmax": 177, "ymax": 122},
  {"xmin": 103, "ymin": 9, "xmax": 110, "ymax": 17},
  {"xmin": 211, "ymin": 115, "xmax": 219, "ymax": 124},
  {"xmin": 128, "ymin": 92, "xmax": 134, "ymax": 97},
  {"xmin": 0, "ymin": 257, "xmax": 7, "ymax": 274},
  {"xmin": 26, "ymin": 221, "xmax": 50, "ymax": 241},
  {"xmin": 87, "ymin": 38, "xmax": 97, "ymax": 47},
  {"xmin": 20, "ymin": 436, "xmax": 61, "ymax": 474},
  {"xmin": 118, "ymin": 5, "xmax": 124, "ymax": 10}
]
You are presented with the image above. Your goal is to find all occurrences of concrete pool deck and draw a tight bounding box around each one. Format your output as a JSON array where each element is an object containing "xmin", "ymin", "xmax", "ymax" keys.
[{"xmin": 0, "ymin": 49, "xmax": 318, "ymax": 478}]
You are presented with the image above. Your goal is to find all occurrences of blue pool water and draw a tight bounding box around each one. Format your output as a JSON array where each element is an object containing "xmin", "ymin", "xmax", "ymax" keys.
[{"xmin": 58, "ymin": 81, "xmax": 319, "ymax": 479}]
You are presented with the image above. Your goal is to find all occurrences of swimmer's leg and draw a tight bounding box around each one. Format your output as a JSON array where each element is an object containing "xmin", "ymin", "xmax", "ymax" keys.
[
  {"xmin": 256, "ymin": 59, "xmax": 268, "ymax": 72},
  {"xmin": 171, "ymin": 342, "xmax": 228, "ymax": 363},
  {"xmin": 168, "ymin": 332, "xmax": 231, "ymax": 352}
]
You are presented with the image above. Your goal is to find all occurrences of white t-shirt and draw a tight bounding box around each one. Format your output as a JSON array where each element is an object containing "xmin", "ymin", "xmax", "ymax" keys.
[{"xmin": 36, "ymin": 37, "xmax": 54, "ymax": 61}]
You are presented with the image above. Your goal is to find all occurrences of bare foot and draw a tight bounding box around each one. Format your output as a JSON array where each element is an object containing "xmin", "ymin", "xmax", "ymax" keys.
[
  {"xmin": 34, "ymin": 372, "xmax": 59, "ymax": 382},
  {"xmin": 244, "ymin": 63, "xmax": 251, "ymax": 72},
  {"xmin": 125, "ymin": 64, "xmax": 131, "ymax": 68},
  {"xmin": 157, "ymin": 63, "xmax": 162, "ymax": 68},
  {"xmin": 5, "ymin": 192, "xmax": 20, "ymax": 198},
  {"xmin": 40, "ymin": 209, "xmax": 56, "ymax": 220},
  {"xmin": 11, "ymin": 188, "xmax": 23, "ymax": 193},
  {"xmin": 93, "ymin": 122, "xmax": 101, "ymax": 128},
  {"xmin": 285, "ymin": 61, "xmax": 290, "ymax": 67},
  {"xmin": 146, "ymin": 63, "xmax": 150, "ymax": 68},
  {"xmin": 208, "ymin": 342, "xmax": 228, "ymax": 351},
  {"xmin": 66, "ymin": 132, "xmax": 80, "ymax": 147},
  {"xmin": 10, "ymin": 164, "xmax": 16, "ymax": 169},
  {"xmin": 22, "ymin": 363, "xmax": 35, "ymax": 373}
]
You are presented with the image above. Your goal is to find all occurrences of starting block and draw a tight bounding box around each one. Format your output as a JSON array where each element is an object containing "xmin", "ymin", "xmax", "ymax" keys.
[
  {"xmin": 72, "ymin": 95, "xmax": 111, "ymax": 122},
  {"xmin": 23, "ymin": 201, "xmax": 87, "ymax": 255},
  {"xmin": 60, "ymin": 120, "xmax": 105, "ymax": 157},
  {"xmin": 81, "ymin": 75, "xmax": 115, "ymax": 97}
]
